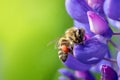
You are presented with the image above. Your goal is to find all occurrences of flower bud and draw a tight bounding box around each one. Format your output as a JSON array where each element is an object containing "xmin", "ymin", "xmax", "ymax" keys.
[
  {"xmin": 87, "ymin": 11, "xmax": 113, "ymax": 38},
  {"xmin": 100, "ymin": 65, "xmax": 118, "ymax": 80}
]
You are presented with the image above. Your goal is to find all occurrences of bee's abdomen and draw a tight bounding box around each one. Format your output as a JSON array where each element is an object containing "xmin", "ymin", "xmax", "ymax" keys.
[
  {"xmin": 57, "ymin": 37, "xmax": 71, "ymax": 62},
  {"xmin": 58, "ymin": 50, "xmax": 68, "ymax": 62}
]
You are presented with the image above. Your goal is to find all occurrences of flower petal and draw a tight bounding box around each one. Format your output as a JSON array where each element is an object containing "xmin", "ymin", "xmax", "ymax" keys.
[
  {"xmin": 108, "ymin": 18, "xmax": 120, "ymax": 29},
  {"xmin": 58, "ymin": 68, "xmax": 75, "ymax": 80},
  {"xmin": 104, "ymin": 0, "xmax": 120, "ymax": 21},
  {"xmin": 64, "ymin": 54, "xmax": 91, "ymax": 71},
  {"xmin": 59, "ymin": 76, "xmax": 68, "ymax": 80},
  {"xmin": 117, "ymin": 51, "xmax": 120, "ymax": 69},
  {"xmin": 87, "ymin": 11, "xmax": 113, "ymax": 38},
  {"xmin": 73, "ymin": 37, "xmax": 108, "ymax": 64},
  {"xmin": 87, "ymin": 0, "xmax": 105, "ymax": 17},
  {"xmin": 87, "ymin": 0, "xmax": 104, "ymax": 8},
  {"xmin": 91, "ymin": 50, "xmax": 112, "ymax": 73},
  {"xmin": 65, "ymin": 0, "xmax": 92, "ymax": 23},
  {"xmin": 100, "ymin": 65, "xmax": 118, "ymax": 80},
  {"xmin": 75, "ymin": 71, "xmax": 96, "ymax": 80}
]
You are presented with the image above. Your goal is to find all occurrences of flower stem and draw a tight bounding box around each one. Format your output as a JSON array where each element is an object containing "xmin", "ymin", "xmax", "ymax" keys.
[
  {"xmin": 108, "ymin": 40, "xmax": 120, "ymax": 51},
  {"xmin": 103, "ymin": 57, "xmax": 117, "ymax": 64},
  {"xmin": 113, "ymin": 32, "xmax": 120, "ymax": 35}
]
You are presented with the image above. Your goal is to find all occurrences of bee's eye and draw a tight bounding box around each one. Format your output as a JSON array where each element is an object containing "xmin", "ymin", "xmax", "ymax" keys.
[
  {"xmin": 76, "ymin": 29, "xmax": 81, "ymax": 37},
  {"xmin": 78, "ymin": 29, "xmax": 81, "ymax": 34}
]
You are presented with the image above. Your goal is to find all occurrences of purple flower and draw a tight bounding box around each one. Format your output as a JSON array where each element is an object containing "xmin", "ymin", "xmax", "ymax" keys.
[
  {"xmin": 87, "ymin": 11, "xmax": 113, "ymax": 39},
  {"xmin": 108, "ymin": 18, "xmax": 120, "ymax": 29},
  {"xmin": 58, "ymin": 68, "xmax": 96, "ymax": 80},
  {"xmin": 73, "ymin": 36, "xmax": 108, "ymax": 64},
  {"xmin": 59, "ymin": 76, "xmax": 68, "ymax": 80},
  {"xmin": 87, "ymin": 0, "xmax": 104, "ymax": 8},
  {"xmin": 91, "ymin": 51, "xmax": 112, "ymax": 73},
  {"xmin": 58, "ymin": 68, "xmax": 76, "ymax": 80},
  {"xmin": 104, "ymin": 0, "xmax": 120, "ymax": 21},
  {"xmin": 75, "ymin": 71, "xmax": 96, "ymax": 80},
  {"xmin": 56, "ymin": 0, "xmax": 120, "ymax": 79},
  {"xmin": 63, "ymin": 54, "xmax": 91, "ymax": 71},
  {"xmin": 65, "ymin": 0, "xmax": 92, "ymax": 23},
  {"xmin": 100, "ymin": 65, "xmax": 118, "ymax": 80},
  {"xmin": 87, "ymin": 0, "xmax": 105, "ymax": 17}
]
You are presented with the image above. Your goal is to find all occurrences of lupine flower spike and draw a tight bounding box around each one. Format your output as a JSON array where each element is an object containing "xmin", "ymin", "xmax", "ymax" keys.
[{"xmin": 56, "ymin": 0, "xmax": 120, "ymax": 80}]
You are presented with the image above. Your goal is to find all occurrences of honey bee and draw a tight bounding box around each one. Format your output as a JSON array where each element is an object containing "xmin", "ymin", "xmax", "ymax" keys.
[{"xmin": 57, "ymin": 27, "xmax": 85, "ymax": 62}]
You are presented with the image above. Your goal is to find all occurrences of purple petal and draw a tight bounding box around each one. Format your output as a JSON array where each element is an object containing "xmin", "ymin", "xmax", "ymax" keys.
[
  {"xmin": 87, "ymin": 0, "xmax": 104, "ymax": 8},
  {"xmin": 87, "ymin": 11, "xmax": 113, "ymax": 38},
  {"xmin": 117, "ymin": 51, "xmax": 120, "ymax": 69},
  {"xmin": 84, "ymin": 71, "xmax": 96, "ymax": 80},
  {"xmin": 93, "ymin": 35, "xmax": 107, "ymax": 44},
  {"xmin": 100, "ymin": 28, "xmax": 113, "ymax": 39},
  {"xmin": 58, "ymin": 68, "xmax": 76, "ymax": 80},
  {"xmin": 59, "ymin": 76, "xmax": 68, "ymax": 80},
  {"xmin": 65, "ymin": 0, "xmax": 92, "ymax": 23},
  {"xmin": 74, "ymin": 20, "xmax": 95, "ymax": 36},
  {"xmin": 108, "ymin": 18, "xmax": 120, "ymax": 29},
  {"xmin": 104, "ymin": 0, "xmax": 120, "ymax": 21},
  {"xmin": 100, "ymin": 65, "xmax": 118, "ymax": 80},
  {"xmin": 87, "ymin": 0, "xmax": 105, "ymax": 17},
  {"xmin": 64, "ymin": 54, "xmax": 91, "ymax": 71},
  {"xmin": 75, "ymin": 71, "xmax": 85, "ymax": 78},
  {"xmin": 75, "ymin": 71, "xmax": 96, "ymax": 80},
  {"xmin": 87, "ymin": 11, "xmax": 107, "ymax": 34},
  {"xmin": 91, "ymin": 50, "xmax": 112, "ymax": 73},
  {"xmin": 73, "ymin": 37, "xmax": 108, "ymax": 64}
]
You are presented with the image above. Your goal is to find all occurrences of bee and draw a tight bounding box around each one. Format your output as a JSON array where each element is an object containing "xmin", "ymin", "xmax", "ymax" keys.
[{"xmin": 57, "ymin": 27, "xmax": 85, "ymax": 62}]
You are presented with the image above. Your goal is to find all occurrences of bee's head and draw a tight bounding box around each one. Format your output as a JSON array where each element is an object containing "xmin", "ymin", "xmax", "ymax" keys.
[{"xmin": 75, "ymin": 28, "xmax": 85, "ymax": 43}]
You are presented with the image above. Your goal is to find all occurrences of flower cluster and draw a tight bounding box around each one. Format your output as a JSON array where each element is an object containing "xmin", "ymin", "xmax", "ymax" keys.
[{"xmin": 57, "ymin": 0, "xmax": 120, "ymax": 80}]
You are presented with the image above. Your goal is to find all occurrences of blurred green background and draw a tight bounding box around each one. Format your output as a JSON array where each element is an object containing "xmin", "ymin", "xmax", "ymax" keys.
[{"xmin": 0, "ymin": 0, "xmax": 73, "ymax": 80}]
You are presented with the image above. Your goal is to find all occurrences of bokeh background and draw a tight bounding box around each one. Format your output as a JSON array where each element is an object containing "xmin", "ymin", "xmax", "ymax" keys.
[{"xmin": 0, "ymin": 0, "xmax": 73, "ymax": 80}]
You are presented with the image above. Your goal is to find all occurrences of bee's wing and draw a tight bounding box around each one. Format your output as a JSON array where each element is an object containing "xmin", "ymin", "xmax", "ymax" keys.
[
  {"xmin": 47, "ymin": 33, "xmax": 65, "ymax": 49},
  {"xmin": 47, "ymin": 37, "xmax": 60, "ymax": 49}
]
